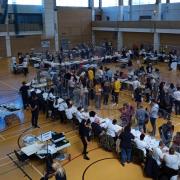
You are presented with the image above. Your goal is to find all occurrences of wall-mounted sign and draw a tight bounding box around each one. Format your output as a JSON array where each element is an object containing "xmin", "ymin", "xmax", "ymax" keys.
[{"xmin": 41, "ymin": 40, "xmax": 50, "ymax": 48}]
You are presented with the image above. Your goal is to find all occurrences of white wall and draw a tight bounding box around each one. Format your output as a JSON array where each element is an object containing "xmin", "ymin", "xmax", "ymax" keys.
[{"xmin": 101, "ymin": 3, "xmax": 180, "ymax": 21}]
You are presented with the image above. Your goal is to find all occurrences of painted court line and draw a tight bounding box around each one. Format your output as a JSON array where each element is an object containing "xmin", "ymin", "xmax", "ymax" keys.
[
  {"xmin": 28, "ymin": 162, "xmax": 43, "ymax": 177},
  {"xmin": 0, "ymin": 134, "xmax": 6, "ymax": 140},
  {"xmin": 0, "ymin": 80, "xmax": 18, "ymax": 91}
]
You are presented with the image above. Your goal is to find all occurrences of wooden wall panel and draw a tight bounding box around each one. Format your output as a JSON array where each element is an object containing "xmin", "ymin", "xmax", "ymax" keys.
[
  {"xmin": 58, "ymin": 7, "xmax": 92, "ymax": 47},
  {"xmin": 123, "ymin": 32, "xmax": 153, "ymax": 48},
  {"xmin": 95, "ymin": 31, "xmax": 117, "ymax": 47},
  {"xmin": 10, "ymin": 35, "xmax": 54, "ymax": 56},
  {"xmin": 0, "ymin": 37, "xmax": 6, "ymax": 57},
  {"xmin": 160, "ymin": 34, "xmax": 180, "ymax": 48}
]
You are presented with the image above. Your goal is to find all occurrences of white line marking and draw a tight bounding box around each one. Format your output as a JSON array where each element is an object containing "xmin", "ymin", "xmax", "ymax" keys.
[
  {"xmin": 0, "ymin": 134, "xmax": 6, "ymax": 140},
  {"xmin": 0, "ymin": 161, "xmax": 13, "ymax": 167},
  {"xmin": 28, "ymin": 162, "xmax": 43, "ymax": 177},
  {"xmin": 0, "ymin": 80, "xmax": 18, "ymax": 91}
]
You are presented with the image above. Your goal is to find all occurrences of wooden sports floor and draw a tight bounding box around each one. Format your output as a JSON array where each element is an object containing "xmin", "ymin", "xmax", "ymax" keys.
[{"xmin": 0, "ymin": 58, "xmax": 180, "ymax": 180}]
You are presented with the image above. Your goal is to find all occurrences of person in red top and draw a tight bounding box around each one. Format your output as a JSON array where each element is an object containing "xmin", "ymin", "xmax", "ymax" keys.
[{"xmin": 119, "ymin": 103, "xmax": 134, "ymax": 127}]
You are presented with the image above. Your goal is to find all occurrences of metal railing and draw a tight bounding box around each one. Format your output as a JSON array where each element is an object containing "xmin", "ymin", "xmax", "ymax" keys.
[{"xmin": 92, "ymin": 21, "xmax": 180, "ymax": 29}]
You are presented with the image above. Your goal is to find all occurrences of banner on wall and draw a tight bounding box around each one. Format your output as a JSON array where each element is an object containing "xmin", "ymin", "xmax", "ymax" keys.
[{"xmin": 41, "ymin": 40, "xmax": 50, "ymax": 48}]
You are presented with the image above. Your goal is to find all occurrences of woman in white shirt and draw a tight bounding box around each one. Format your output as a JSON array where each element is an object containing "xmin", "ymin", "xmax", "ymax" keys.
[
  {"xmin": 65, "ymin": 104, "xmax": 75, "ymax": 122},
  {"xmin": 161, "ymin": 147, "xmax": 180, "ymax": 180},
  {"xmin": 75, "ymin": 107, "xmax": 84, "ymax": 123},
  {"xmin": 134, "ymin": 133, "xmax": 148, "ymax": 156},
  {"xmin": 106, "ymin": 119, "xmax": 120, "ymax": 141}
]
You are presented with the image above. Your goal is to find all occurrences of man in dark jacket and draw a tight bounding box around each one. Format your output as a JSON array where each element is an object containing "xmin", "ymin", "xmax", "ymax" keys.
[
  {"xmin": 79, "ymin": 119, "xmax": 91, "ymax": 160},
  {"xmin": 19, "ymin": 81, "xmax": 29, "ymax": 109},
  {"xmin": 119, "ymin": 125, "xmax": 134, "ymax": 166}
]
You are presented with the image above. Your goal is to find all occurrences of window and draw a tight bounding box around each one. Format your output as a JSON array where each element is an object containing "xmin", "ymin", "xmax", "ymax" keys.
[
  {"xmin": 8, "ymin": 0, "xmax": 42, "ymax": 5},
  {"xmin": 170, "ymin": 0, "xmax": 180, "ymax": 3},
  {"xmin": 124, "ymin": 0, "xmax": 129, "ymax": 5},
  {"xmin": 161, "ymin": 0, "xmax": 166, "ymax": 3},
  {"xmin": 56, "ymin": 0, "xmax": 88, "ymax": 7},
  {"xmin": 132, "ymin": 0, "xmax": 156, "ymax": 5},
  {"xmin": 94, "ymin": 0, "xmax": 99, "ymax": 7},
  {"xmin": 102, "ymin": 0, "xmax": 118, "ymax": 7}
]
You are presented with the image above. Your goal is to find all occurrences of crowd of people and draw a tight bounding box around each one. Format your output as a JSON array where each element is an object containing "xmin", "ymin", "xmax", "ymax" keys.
[{"xmin": 18, "ymin": 46, "xmax": 180, "ymax": 180}]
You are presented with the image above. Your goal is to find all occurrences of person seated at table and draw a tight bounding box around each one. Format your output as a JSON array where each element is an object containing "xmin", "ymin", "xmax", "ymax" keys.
[
  {"xmin": 65, "ymin": 104, "xmax": 75, "ymax": 122},
  {"xmin": 58, "ymin": 100, "xmax": 67, "ymax": 123},
  {"xmin": 159, "ymin": 120, "xmax": 174, "ymax": 147},
  {"xmin": 172, "ymin": 132, "xmax": 180, "ymax": 153},
  {"xmin": 106, "ymin": 119, "xmax": 119, "ymax": 141},
  {"xmin": 89, "ymin": 111, "xmax": 96, "ymax": 123},
  {"xmin": 82, "ymin": 109, "xmax": 90, "ymax": 120},
  {"xmin": 52, "ymin": 97, "xmax": 59, "ymax": 119},
  {"xmin": 160, "ymin": 147, "xmax": 180, "ymax": 180},
  {"xmin": 42, "ymin": 161, "xmax": 66, "ymax": 180},
  {"xmin": 146, "ymin": 63, "xmax": 153, "ymax": 74},
  {"xmin": 47, "ymin": 88, "xmax": 55, "ymax": 118},
  {"xmin": 119, "ymin": 125, "xmax": 135, "ymax": 166},
  {"xmin": 152, "ymin": 141, "xmax": 167, "ymax": 167},
  {"xmin": 75, "ymin": 107, "xmax": 84, "ymax": 123},
  {"xmin": 134, "ymin": 133, "xmax": 148, "ymax": 157}
]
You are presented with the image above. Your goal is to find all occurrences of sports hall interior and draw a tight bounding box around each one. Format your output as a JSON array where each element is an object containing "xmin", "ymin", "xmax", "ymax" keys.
[{"xmin": 0, "ymin": 0, "xmax": 180, "ymax": 180}]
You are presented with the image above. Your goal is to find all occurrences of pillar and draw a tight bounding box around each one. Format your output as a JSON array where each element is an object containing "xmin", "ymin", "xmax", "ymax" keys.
[
  {"xmin": 118, "ymin": 0, "xmax": 124, "ymax": 21},
  {"xmin": 5, "ymin": 14, "xmax": 11, "ymax": 57},
  {"xmin": 166, "ymin": 0, "xmax": 170, "ymax": 3},
  {"xmin": 92, "ymin": 31, "xmax": 95, "ymax": 45},
  {"xmin": 5, "ymin": 35, "xmax": 11, "ymax": 57},
  {"xmin": 99, "ymin": 0, "xmax": 102, "ymax": 9},
  {"xmin": 154, "ymin": 0, "xmax": 162, "ymax": 21},
  {"xmin": 43, "ymin": 0, "xmax": 55, "ymax": 38},
  {"xmin": 54, "ymin": 10, "xmax": 59, "ymax": 51},
  {"xmin": 128, "ymin": 0, "xmax": 132, "ymax": 21},
  {"xmin": 153, "ymin": 32, "xmax": 160, "ymax": 52},
  {"xmin": 89, "ymin": 0, "xmax": 95, "ymax": 21},
  {"xmin": 117, "ymin": 31, "xmax": 123, "ymax": 51}
]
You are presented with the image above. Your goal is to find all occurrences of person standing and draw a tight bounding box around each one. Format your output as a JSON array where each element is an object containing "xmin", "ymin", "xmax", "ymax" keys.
[
  {"xmin": 132, "ymin": 78, "xmax": 141, "ymax": 99},
  {"xmin": 19, "ymin": 81, "xmax": 29, "ymax": 109},
  {"xmin": 103, "ymin": 80, "xmax": 111, "ymax": 105},
  {"xmin": 22, "ymin": 59, "xmax": 28, "ymax": 77},
  {"xmin": 135, "ymin": 105, "xmax": 149, "ymax": 133},
  {"xmin": 79, "ymin": 119, "xmax": 91, "ymax": 160},
  {"xmin": 149, "ymin": 100, "xmax": 159, "ymax": 136},
  {"xmin": 134, "ymin": 87, "xmax": 142, "ymax": 108},
  {"xmin": 29, "ymin": 93, "xmax": 40, "ymax": 128},
  {"xmin": 119, "ymin": 125, "xmax": 134, "ymax": 166},
  {"xmin": 173, "ymin": 87, "xmax": 180, "ymax": 115},
  {"xmin": 94, "ymin": 82, "xmax": 102, "ymax": 109},
  {"xmin": 159, "ymin": 120, "xmax": 174, "ymax": 147},
  {"xmin": 113, "ymin": 77, "xmax": 121, "ymax": 106}
]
